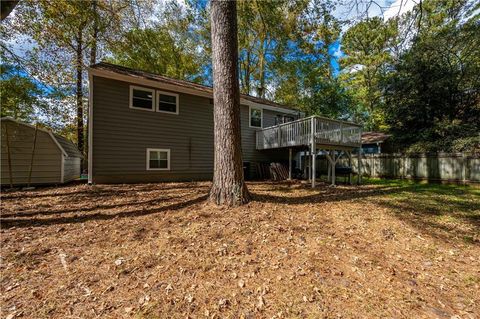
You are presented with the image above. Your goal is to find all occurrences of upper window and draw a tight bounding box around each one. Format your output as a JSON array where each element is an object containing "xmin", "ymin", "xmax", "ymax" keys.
[
  {"xmin": 249, "ymin": 106, "xmax": 263, "ymax": 128},
  {"xmin": 130, "ymin": 86, "xmax": 155, "ymax": 111},
  {"xmin": 275, "ymin": 115, "xmax": 295, "ymax": 125},
  {"xmin": 146, "ymin": 148, "xmax": 170, "ymax": 170},
  {"xmin": 157, "ymin": 91, "xmax": 179, "ymax": 114}
]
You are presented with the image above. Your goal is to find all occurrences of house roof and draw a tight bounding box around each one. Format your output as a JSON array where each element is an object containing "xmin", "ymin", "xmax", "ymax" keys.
[
  {"xmin": 1, "ymin": 117, "xmax": 83, "ymax": 158},
  {"xmin": 361, "ymin": 132, "xmax": 391, "ymax": 144},
  {"xmin": 90, "ymin": 62, "xmax": 301, "ymax": 113}
]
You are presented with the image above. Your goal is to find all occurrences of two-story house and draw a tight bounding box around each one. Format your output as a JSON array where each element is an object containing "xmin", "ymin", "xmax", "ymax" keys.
[{"xmin": 88, "ymin": 62, "xmax": 304, "ymax": 184}]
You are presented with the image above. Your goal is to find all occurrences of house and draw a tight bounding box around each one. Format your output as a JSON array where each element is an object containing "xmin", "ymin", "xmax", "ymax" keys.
[
  {"xmin": 361, "ymin": 132, "xmax": 391, "ymax": 154},
  {"xmin": 1, "ymin": 117, "xmax": 82, "ymax": 186},
  {"xmin": 88, "ymin": 62, "xmax": 362, "ymax": 186}
]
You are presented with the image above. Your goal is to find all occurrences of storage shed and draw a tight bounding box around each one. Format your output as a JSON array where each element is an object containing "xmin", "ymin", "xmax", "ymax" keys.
[{"xmin": 1, "ymin": 117, "xmax": 83, "ymax": 186}]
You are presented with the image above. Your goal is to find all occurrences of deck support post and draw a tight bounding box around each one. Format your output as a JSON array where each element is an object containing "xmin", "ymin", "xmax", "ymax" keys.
[
  {"xmin": 331, "ymin": 151, "xmax": 336, "ymax": 186},
  {"xmin": 305, "ymin": 150, "xmax": 310, "ymax": 181},
  {"xmin": 311, "ymin": 117, "xmax": 316, "ymax": 188},
  {"xmin": 326, "ymin": 150, "xmax": 337, "ymax": 186},
  {"xmin": 327, "ymin": 153, "xmax": 331, "ymax": 183},
  {"xmin": 311, "ymin": 145, "xmax": 316, "ymax": 188},
  {"xmin": 288, "ymin": 148, "xmax": 292, "ymax": 180},
  {"xmin": 346, "ymin": 151, "xmax": 353, "ymax": 185},
  {"xmin": 357, "ymin": 148, "xmax": 363, "ymax": 185}
]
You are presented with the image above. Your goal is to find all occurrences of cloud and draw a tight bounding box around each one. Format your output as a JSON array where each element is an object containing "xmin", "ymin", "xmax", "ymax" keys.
[{"xmin": 383, "ymin": 0, "xmax": 418, "ymax": 21}]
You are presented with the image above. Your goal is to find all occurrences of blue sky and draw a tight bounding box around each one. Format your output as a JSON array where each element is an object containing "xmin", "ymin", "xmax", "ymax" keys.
[{"xmin": 329, "ymin": 41, "xmax": 343, "ymax": 76}]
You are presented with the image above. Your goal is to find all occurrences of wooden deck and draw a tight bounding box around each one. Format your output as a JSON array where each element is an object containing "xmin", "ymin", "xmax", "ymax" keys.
[{"xmin": 256, "ymin": 115, "xmax": 362, "ymax": 150}]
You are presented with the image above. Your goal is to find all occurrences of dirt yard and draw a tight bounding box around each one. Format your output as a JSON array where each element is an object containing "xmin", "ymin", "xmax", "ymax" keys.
[{"xmin": 1, "ymin": 180, "xmax": 479, "ymax": 318}]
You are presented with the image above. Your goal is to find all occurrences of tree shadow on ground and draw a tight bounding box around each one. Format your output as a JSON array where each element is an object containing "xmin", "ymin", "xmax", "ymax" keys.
[
  {"xmin": 1, "ymin": 195, "xmax": 186, "ymax": 218},
  {"xmin": 1, "ymin": 194, "xmax": 208, "ymax": 229},
  {"xmin": 0, "ymin": 182, "xmax": 209, "ymax": 200},
  {"xmin": 2, "ymin": 180, "xmax": 478, "ymax": 245},
  {"xmin": 251, "ymin": 181, "xmax": 479, "ymax": 244}
]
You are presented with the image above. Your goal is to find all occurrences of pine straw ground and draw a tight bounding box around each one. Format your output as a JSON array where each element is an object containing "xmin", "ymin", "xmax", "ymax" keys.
[{"xmin": 1, "ymin": 180, "xmax": 479, "ymax": 319}]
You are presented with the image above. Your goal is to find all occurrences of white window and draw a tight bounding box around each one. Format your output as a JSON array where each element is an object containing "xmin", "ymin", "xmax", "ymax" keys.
[
  {"xmin": 146, "ymin": 148, "xmax": 170, "ymax": 170},
  {"xmin": 249, "ymin": 106, "xmax": 263, "ymax": 128},
  {"xmin": 130, "ymin": 86, "xmax": 155, "ymax": 111},
  {"xmin": 275, "ymin": 115, "xmax": 295, "ymax": 125},
  {"xmin": 156, "ymin": 91, "xmax": 179, "ymax": 114}
]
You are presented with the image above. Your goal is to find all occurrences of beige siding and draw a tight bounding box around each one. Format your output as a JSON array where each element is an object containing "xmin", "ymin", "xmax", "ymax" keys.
[
  {"xmin": 64, "ymin": 157, "xmax": 81, "ymax": 182},
  {"xmin": 92, "ymin": 76, "xmax": 297, "ymax": 183},
  {"xmin": 1, "ymin": 121, "xmax": 62, "ymax": 185}
]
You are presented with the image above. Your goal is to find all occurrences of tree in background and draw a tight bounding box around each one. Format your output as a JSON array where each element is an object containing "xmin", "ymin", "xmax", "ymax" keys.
[
  {"xmin": 0, "ymin": 64, "xmax": 44, "ymax": 121},
  {"xmin": 272, "ymin": 0, "xmax": 353, "ymax": 119},
  {"xmin": 209, "ymin": 0, "xmax": 250, "ymax": 206},
  {"xmin": 237, "ymin": 0, "xmax": 308, "ymax": 98},
  {"xmin": 383, "ymin": 0, "xmax": 480, "ymax": 152},
  {"xmin": 108, "ymin": 2, "xmax": 206, "ymax": 83},
  {"xmin": 341, "ymin": 17, "xmax": 397, "ymax": 130}
]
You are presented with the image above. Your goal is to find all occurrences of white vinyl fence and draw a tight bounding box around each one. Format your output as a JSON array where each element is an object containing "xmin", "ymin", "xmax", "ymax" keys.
[{"xmin": 318, "ymin": 153, "xmax": 479, "ymax": 184}]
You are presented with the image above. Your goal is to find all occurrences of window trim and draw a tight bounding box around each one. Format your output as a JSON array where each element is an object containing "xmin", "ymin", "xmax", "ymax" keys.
[
  {"xmin": 249, "ymin": 105, "xmax": 263, "ymax": 128},
  {"xmin": 146, "ymin": 148, "xmax": 171, "ymax": 171},
  {"xmin": 129, "ymin": 85, "xmax": 155, "ymax": 112},
  {"xmin": 156, "ymin": 91, "xmax": 179, "ymax": 115}
]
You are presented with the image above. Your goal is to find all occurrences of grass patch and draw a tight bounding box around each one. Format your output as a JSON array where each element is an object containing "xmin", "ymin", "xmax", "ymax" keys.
[{"xmin": 363, "ymin": 177, "xmax": 479, "ymax": 240}]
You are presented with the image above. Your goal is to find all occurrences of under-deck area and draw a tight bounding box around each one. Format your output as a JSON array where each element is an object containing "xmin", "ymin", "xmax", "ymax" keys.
[{"xmin": 256, "ymin": 116, "xmax": 363, "ymax": 187}]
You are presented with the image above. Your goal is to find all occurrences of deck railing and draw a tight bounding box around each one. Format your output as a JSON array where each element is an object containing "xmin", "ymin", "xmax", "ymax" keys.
[{"xmin": 256, "ymin": 115, "xmax": 362, "ymax": 150}]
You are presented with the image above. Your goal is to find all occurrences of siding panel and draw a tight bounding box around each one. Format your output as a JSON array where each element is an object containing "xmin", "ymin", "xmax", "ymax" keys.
[
  {"xmin": 1, "ymin": 121, "xmax": 62, "ymax": 185},
  {"xmin": 64, "ymin": 157, "xmax": 81, "ymax": 182}
]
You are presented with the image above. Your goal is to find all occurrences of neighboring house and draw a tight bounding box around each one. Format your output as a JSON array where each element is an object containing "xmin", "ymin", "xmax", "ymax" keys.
[
  {"xmin": 1, "ymin": 117, "xmax": 82, "ymax": 186},
  {"xmin": 88, "ymin": 62, "xmax": 303, "ymax": 183},
  {"xmin": 361, "ymin": 132, "xmax": 391, "ymax": 154}
]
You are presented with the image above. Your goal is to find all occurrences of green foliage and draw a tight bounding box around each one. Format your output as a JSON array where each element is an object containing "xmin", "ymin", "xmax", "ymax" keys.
[
  {"xmin": 271, "ymin": 0, "xmax": 353, "ymax": 118},
  {"xmin": 383, "ymin": 0, "xmax": 480, "ymax": 153},
  {"xmin": 0, "ymin": 64, "xmax": 44, "ymax": 121},
  {"xmin": 107, "ymin": 2, "xmax": 205, "ymax": 83},
  {"xmin": 237, "ymin": 0, "xmax": 309, "ymax": 97},
  {"xmin": 341, "ymin": 17, "xmax": 398, "ymax": 130}
]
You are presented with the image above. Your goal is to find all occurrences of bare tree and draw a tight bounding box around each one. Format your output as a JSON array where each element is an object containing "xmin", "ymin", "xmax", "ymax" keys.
[{"xmin": 209, "ymin": 0, "xmax": 250, "ymax": 206}]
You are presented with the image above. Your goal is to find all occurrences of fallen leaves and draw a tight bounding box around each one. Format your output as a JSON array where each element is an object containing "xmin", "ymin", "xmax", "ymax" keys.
[{"xmin": 1, "ymin": 181, "xmax": 479, "ymax": 318}]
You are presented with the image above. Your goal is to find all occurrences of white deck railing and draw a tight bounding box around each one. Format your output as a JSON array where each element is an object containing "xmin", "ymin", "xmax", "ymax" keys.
[{"xmin": 256, "ymin": 115, "xmax": 362, "ymax": 150}]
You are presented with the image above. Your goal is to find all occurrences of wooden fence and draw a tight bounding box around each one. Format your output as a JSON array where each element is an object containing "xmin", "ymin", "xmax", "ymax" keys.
[{"xmin": 317, "ymin": 153, "xmax": 479, "ymax": 184}]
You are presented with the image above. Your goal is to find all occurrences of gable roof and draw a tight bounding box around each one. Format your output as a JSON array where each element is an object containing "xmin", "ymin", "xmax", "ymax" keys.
[
  {"xmin": 89, "ymin": 62, "xmax": 301, "ymax": 113},
  {"xmin": 361, "ymin": 132, "xmax": 391, "ymax": 144},
  {"xmin": 1, "ymin": 117, "xmax": 83, "ymax": 158}
]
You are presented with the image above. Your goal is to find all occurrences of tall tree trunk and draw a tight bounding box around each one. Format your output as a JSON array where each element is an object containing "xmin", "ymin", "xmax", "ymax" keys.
[
  {"xmin": 86, "ymin": 0, "xmax": 98, "ymax": 172},
  {"xmin": 209, "ymin": 0, "xmax": 250, "ymax": 206},
  {"xmin": 76, "ymin": 29, "xmax": 84, "ymax": 157},
  {"xmin": 245, "ymin": 50, "xmax": 251, "ymax": 94},
  {"xmin": 90, "ymin": 0, "xmax": 98, "ymax": 66},
  {"xmin": 257, "ymin": 41, "xmax": 266, "ymax": 98}
]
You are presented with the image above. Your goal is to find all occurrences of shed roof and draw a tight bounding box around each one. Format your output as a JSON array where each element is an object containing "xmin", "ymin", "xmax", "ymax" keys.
[
  {"xmin": 52, "ymin": 133, "xmax": 83, "ymax": 158},
  {"xmin": 1, "ymin": 117, "xmax": 83, "ymax": 158},
  {"xmin": 361, "ymin": 132, "xmax": 391, "ymax": 144},
  {"xmin": 90, "ymin": 62, "xmax": 301, "ymax": 112}
]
